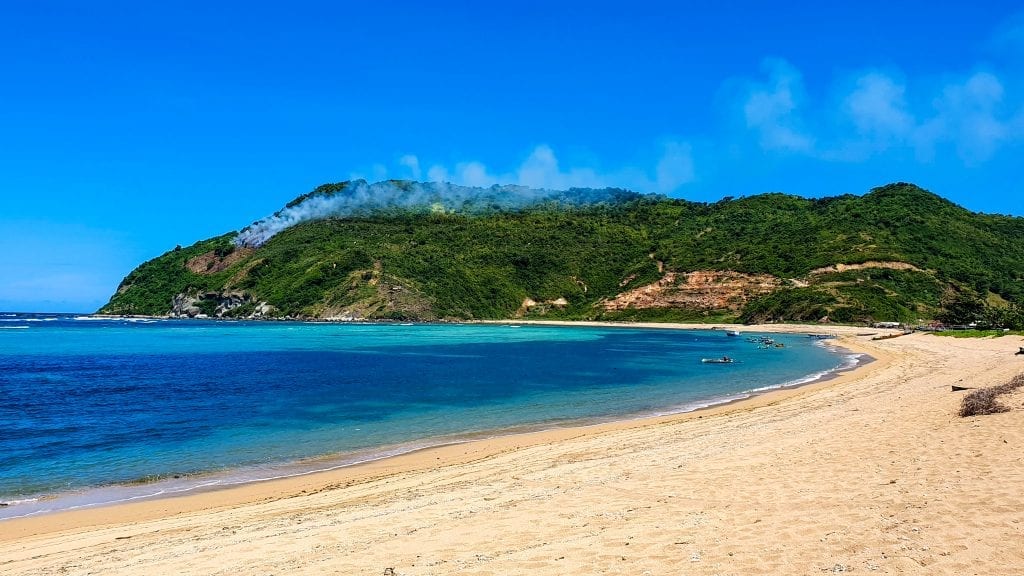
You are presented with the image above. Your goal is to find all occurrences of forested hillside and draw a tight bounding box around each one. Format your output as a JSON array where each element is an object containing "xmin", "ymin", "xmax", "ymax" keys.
[{"xmin": 100, "ymin": 182, "xmax": 1024, "ymax": 327}]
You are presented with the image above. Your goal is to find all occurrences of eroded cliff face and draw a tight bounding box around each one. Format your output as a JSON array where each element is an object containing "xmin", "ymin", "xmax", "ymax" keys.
[
  {"xmin": 516, "ymin": 297, "xmax": 570, "ymax": 317},
  {"xmin": 807, "ymin": 261, "xmax": 922, "ymax": 275},
  {"xmin": 185, "ymin": 248, "xmax": 255, "ymax": 275},
  {"xmin": 601, "ymin": 270, "xmax": 782, "ymax": 312}
]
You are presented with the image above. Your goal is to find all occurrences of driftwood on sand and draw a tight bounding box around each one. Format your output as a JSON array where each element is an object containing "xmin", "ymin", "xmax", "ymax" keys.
[{"xmin": 959, "ymin": 374, "xmax": 1024, "ymax": 417}]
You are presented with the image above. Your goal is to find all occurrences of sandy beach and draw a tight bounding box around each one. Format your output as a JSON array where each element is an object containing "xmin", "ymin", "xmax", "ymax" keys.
[{"xmin": 3, "ymin": 324, "xmax": 1023, "ymax": 575}]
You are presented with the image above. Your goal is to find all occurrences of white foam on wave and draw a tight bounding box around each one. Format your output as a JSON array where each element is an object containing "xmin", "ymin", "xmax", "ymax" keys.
[
  {"xmin": 747, "ymin": 351, "xmax": 864, "ymax": 394},
  {"xmin": 0, "ymin": 498, "xmax": 39, "ymax": 506},
  {"xmin": 645, "ymin": 393, "xmax": 753, "ymax": 417},
  {"xmin": 0, "ymin": 441, "xmax": 461, "ymax": 521},
  {"xmin": 629, "ymin": 341, "xmax": 868, "ymax": 418},
  {"xmin": 0, "ymin": 326, "xmax": 29, "ymax": 330}
]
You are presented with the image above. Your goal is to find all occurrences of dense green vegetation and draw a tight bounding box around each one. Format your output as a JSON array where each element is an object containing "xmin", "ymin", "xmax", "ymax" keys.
[
  {"xmin": 741, "ymin": 268, "xmax": 948, "ymax": 324},
  {"xmin": 102, "ymin": 234, "xmax": 238, "ymax": 315},
  {"xmin": 933, "ymin": 330, "xmax": 1024, "ymax": 338},
  {"xmin": 100, "ymin": 182, "xmax": 1024, "ymax": 327}
]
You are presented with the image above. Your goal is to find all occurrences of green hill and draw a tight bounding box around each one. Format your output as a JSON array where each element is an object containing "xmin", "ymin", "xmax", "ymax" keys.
[{"xmin": 100, "ymin": 181, "xmax": 1024, "ymax": 327}]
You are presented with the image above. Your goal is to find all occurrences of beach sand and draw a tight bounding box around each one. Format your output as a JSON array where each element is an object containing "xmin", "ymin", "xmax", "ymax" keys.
[{"xmin": 3, "ymin": 325, "xmax": 1024, "ymax": 575}]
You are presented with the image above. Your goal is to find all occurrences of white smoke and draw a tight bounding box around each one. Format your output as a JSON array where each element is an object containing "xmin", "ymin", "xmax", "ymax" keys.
[{"xmin": 234, "ymin": 180, "xmax": 642, "ymax": 247}]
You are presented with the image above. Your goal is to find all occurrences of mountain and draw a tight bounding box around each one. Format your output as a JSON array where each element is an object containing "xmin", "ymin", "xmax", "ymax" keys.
[{"xmin": 100, "ymin": 181, "xmax": 1024, "ymax": 326}]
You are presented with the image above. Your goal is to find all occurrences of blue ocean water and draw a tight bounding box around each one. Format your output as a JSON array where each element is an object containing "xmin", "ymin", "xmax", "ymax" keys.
[{"xmin": 0, "ymin": 314, "xmax": 855, "ymax": 518}]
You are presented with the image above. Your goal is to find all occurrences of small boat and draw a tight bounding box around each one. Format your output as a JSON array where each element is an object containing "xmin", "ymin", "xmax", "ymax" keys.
[
  {"xmin": 725, "ymin": 330, "xmax": 741, "ymax": 337},
  {"xmin": 702, "ymin": 356, "xmax": 735, "ymax": 364}
]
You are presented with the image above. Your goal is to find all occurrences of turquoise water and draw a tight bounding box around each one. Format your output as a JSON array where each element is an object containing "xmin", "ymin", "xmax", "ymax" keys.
[{"xmin": 0, "ymin": 315, "xmax": 855, "ymax": 518}]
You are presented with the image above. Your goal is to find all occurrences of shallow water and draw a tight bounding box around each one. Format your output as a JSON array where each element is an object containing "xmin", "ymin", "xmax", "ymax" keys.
[{"xmin": 0, "ymin": 315, "xmax": 854, "ymax": 518}]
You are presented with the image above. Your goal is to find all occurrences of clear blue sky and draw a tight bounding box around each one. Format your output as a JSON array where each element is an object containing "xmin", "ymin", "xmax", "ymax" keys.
[{"xmin": 2, "ymin": 1, "xmax": 1023, "ymax": 312}]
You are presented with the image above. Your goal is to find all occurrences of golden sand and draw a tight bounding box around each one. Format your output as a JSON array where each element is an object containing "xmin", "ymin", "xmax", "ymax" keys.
[{"xmin": 2, "ymin": 325, "xmax": 1023, "ymax": 575}]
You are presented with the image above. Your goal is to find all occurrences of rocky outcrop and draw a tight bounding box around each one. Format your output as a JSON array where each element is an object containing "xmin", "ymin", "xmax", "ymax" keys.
[
  {"xmin": 517, "ymin": 297, "xmax": 570, "ymax": 317},
  {"xmin": 170, "ymin": 291, "xmax": 274, "ymax": 318},
  {"xmin": 808, "ymin": 261, "xmax": 921, "ymax": 276},
  {"xmin": 602, "ymin": 270, "xmax": 781, "ymax": 311},
  {"xmin": 170, "ymin": 293, "xmax": 202, "ymax": 317}
]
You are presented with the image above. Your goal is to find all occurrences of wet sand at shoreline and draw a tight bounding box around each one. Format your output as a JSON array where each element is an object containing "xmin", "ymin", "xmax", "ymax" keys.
[{"xmin": 3, "ymin": 324, "xmax": 1023, "ymax": 574}]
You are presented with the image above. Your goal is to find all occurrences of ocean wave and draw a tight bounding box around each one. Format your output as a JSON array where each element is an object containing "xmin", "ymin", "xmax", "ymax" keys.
[
  {"xmin": 746, "ymin": 352, "xmax": 864, "ymax": 393},
  {"xmin": 0, "ymin": 497, "xmax": 39, "ymax": 506},
  {"xmin": 0, "ymin": 444, "xmax": 448, "ymax": 521},
  {"xmin": 646, "ymin": 393, "xmax": 753, "ymax": 417}
]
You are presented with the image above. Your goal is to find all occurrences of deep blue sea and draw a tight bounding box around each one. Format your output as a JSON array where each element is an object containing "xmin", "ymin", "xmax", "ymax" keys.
[{"xmin": 0, "ymin": 313, "xmax": 856, "ymax": 519}]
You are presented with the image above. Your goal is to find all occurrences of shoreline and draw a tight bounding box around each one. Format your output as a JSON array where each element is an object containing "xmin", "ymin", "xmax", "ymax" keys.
[
  {"xmin": 6, "ymin": 323, "xmax": 1023, "ymax": 574},
  {"xmin": 0, "ymin": 324, "xmax": 866, "ymax": 521},
  {"xmin": 0, "ymin": 323, "xmax": 884, "ymax": 539}
]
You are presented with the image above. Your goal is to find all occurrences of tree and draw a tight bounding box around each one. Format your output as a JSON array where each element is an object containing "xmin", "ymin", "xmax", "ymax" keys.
[{"xmin": 938, "ymin": 294, "xmax": 985, "ymax": 325}]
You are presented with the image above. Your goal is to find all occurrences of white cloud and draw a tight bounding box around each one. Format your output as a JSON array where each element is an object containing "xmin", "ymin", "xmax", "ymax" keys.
[
  {"xmin": 454, "ymin": 161, "xmax": 499, "ymax": 187},
  {"xmin": 392, "ymin": 142, "xmax": 695, "ymax": 194},
  {"xmin": 514, "ymin": 145, "xmax": 605, "ymax": 190},
  {"xmin": 742, "ymin": 59, "xmax": 815, "ymax": 153},
  {"xmin": 737, "ymin": 59, "xmax": 1023, "ymax": 165},
  {"xmin": 844, "ymin": 73, "xmax": 914, "ymax": 142},
  {"xmin": 516, "ymin": 145, "xmax": 564, "ymax": 188},
  {"xmin": 398, "ymin": 154, "xmax": 421, "ymax": 180},
  {"xmin": 653, "ymin": 141, "xmax": 695, "ymax": 193},
  {"xmin": 426, "ymin": 164, "xmax": 449, "ymax": 183},
  {"xmin": 923, "ymin": 72, "xmax": 1011, "ymax": 163}
]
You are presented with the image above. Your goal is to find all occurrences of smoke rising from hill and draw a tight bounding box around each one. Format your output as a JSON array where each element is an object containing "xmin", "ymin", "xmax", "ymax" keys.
[{"xmin": 234, "ymin": 180, "xmax": 643, "ymax": 247}]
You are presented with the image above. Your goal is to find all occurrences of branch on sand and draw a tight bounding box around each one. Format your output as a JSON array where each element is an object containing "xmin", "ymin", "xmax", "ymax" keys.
[{"xmin": 959, "ymin": 374, "xmax": 1024, "ymax": 417}]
